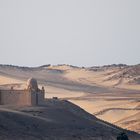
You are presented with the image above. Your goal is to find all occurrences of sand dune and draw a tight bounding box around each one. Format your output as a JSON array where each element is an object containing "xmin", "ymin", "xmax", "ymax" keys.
[
  {"xmin": 115, "ymin": 112, "xmax": 140, "ymax": 133},
  {"xmin": 0, "ymin": 64, "xmax": 140, "ymax": 134}
]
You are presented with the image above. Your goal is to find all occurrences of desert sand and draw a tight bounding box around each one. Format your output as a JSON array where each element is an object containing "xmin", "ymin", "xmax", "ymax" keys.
[{"xmin": 0, "ymin": 64, "xmax": 139, "ymax": 134}]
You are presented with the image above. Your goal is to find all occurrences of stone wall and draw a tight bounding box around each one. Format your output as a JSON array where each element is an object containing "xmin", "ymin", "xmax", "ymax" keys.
[
  {"xmin": 0, "ymin": 89, "xmax": 45, "ymax": 106},
  {"xmin": 37, "ymin": 92, "xmax": 45, "ymax": 105},
  {"xmin": 0, "ymin": 90, "xmax": 31, "ymax": 106},
  {"xmin": 30, "ymin": 91, "xmax": 45, "ymax": 106}
]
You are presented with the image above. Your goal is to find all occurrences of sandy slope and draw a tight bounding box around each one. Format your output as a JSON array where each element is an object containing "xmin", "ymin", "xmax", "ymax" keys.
[
  {"xmin": 115, "ymin": 112, "xmax": 140, "ymax": 133},
  {"xmin": 62, "ymin": 65, "xmax": 140, "ymax": 90},
  {"xmin": 0, "ymin": 75, "xmax": 24, "ymax": 89}
]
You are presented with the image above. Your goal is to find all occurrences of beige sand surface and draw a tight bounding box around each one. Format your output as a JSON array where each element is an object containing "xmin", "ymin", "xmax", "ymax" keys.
[
  {"xmin": 0, "ymin": 65, "xmax": 140, "ymax": 133},
  {"xmin": 43, "ymin": 85, "xmax": 85, "ymax": 99},
  {"xmin": 0, "ymin": 75, "xmax": 23, "ymax": 85},
  {"xmin": 57, "ymin": 66, "xmax": 140, "ymax": 90}
]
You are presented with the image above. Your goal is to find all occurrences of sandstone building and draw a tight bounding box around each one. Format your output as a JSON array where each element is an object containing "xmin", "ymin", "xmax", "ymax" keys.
[{"xmin": 0, "ymin": 78, "xmax": 45, "ymax": 106}]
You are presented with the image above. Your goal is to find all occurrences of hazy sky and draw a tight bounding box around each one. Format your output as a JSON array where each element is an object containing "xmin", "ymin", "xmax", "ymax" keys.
[{"xmin": 0, "ymin": 0, "xmax": 140, "ymax": 67}]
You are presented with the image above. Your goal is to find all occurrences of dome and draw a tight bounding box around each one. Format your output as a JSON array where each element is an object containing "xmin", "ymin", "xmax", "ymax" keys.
[{"xmin": 27, "ymin": 78, "xmax": 38, "ymax": 91}]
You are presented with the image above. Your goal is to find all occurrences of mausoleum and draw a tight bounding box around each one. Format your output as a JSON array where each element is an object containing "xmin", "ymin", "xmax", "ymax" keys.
[{"xmin": 0, "ymin": 78, "xmax": 45, "ymax": 106}]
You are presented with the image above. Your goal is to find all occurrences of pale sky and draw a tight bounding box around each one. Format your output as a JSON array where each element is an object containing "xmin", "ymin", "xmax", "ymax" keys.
[{"xmin": 0, "ymin": 0, "xmax": 140, "ymax": 67}]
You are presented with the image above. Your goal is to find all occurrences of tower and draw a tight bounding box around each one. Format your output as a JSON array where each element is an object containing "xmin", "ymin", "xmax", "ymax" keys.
[{"xmin": 27, "ymin": 78, "xmax": 45, "ymax": 105}]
